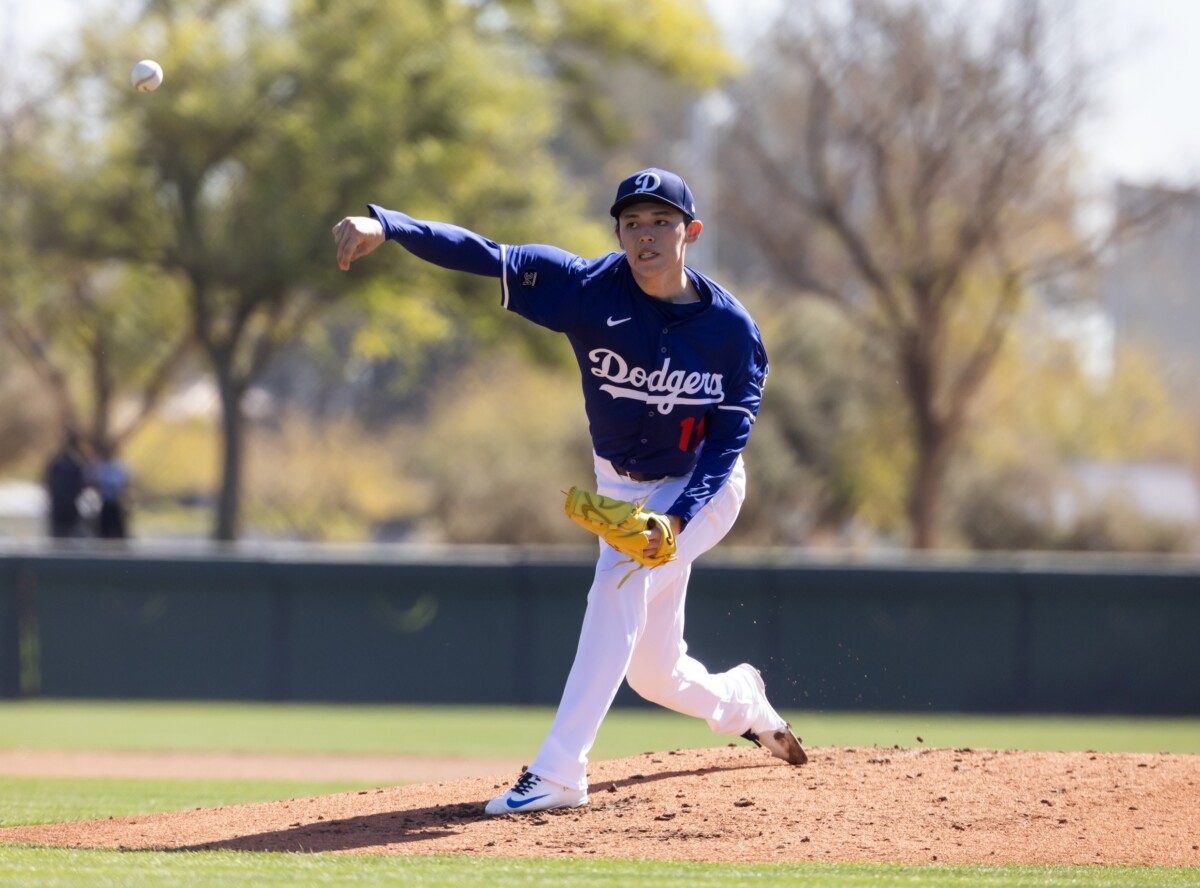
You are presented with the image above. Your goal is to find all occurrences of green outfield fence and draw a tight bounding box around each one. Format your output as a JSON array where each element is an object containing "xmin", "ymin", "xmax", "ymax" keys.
[{"xmin": 1, "ymin": 545, "xmax": 1197, "ymax": 714}]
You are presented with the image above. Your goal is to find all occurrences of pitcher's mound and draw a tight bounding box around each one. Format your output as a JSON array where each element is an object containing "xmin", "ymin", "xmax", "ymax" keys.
[{"xmin": 2, "ymin": 746, "xmax": 1197, "ymax": 866}]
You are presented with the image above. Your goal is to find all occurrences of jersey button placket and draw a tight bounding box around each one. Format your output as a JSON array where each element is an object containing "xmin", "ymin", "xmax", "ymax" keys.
[
  {"xmin": 655, "ymin": 331, "xmax": 667, "ymax": 415},
  {"xmin": 643, "ymin": 330, "xmax": 665, "ymax": 438}
]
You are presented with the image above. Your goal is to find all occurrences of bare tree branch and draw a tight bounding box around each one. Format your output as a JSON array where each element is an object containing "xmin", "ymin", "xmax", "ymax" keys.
[{"xmin": 719, "ymin": 0, "xmax": 1112, "ymax": 547}]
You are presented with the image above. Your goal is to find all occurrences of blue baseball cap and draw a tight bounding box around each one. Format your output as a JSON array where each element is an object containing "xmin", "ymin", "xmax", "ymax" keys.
[{"xmin": 609, "ymin": 168, "xmax": 697, "ymax": 221}]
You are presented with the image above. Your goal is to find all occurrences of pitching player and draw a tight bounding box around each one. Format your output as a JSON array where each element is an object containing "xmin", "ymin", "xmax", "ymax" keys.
[{"xmin": 333, "ymin": 168, "xmax": 806, "ymax": 816}]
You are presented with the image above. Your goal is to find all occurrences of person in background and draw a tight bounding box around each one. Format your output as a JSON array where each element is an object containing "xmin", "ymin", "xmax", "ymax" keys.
[
  {"xmin": 44, "ymin": 431, "xmax": 87, "ymax": 539},
  {"xmin": 90, "ymin": 442, "xmax": 131, "ymax": 540}
]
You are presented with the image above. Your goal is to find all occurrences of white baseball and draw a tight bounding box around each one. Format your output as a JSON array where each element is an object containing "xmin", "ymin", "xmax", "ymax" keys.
[{"xmin": 131, "ymin": 59, "xmax": 164, "ymax": 92}]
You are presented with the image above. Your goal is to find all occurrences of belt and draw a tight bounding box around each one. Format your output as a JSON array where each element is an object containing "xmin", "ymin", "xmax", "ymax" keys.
[{"xmin": 612, "ymin": 464, "xmax": 671, "ymax": 483}]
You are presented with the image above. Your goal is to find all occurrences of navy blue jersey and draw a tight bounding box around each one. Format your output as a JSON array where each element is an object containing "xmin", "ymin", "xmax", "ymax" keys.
[{"xmin": 369, "ymin": 205, "xmax": 768, "ymax": 524}]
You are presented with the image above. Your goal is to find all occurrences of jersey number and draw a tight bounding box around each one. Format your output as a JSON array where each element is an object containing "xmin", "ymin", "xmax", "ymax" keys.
[{"xmin": 677, "ymin": 415, "xmax": 706, "ymax": 453}]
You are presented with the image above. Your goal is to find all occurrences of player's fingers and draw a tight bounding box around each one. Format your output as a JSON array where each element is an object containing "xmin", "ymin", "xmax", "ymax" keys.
[
  {"xmin": 333, "ymin": 220, "xmax": 348, "ymax": 266},
  {"xmin": 332, "ymin": 218, "xmax": 355, "ymax": 247},
  {"xmin": 351, "ymin": 238, "xmax": 376, "ymax": 266},
  {"xmin": 333, "ymin": 221, "xmax": 357, "ymax": 271}
]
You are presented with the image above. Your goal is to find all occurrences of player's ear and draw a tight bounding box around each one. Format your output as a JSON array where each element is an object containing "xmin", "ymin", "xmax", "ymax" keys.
[{"xmin": 685, "ymin": 219, "xmax": 703, "ymax": 243}]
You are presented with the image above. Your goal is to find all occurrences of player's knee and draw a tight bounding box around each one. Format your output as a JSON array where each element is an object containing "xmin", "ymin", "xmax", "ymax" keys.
[{"xmin": 625, "ymin": 663, "xmax": 676, "ymax": 704}]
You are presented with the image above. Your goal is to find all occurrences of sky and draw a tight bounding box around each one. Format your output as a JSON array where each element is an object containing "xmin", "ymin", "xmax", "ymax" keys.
[
  {"xmin": 3, "ymin": 0, "xmax": 1199, "ymax": 189},
  {"xmin": 1072, "ymin": 0, "xmax": 1200, "ymax": 185}
]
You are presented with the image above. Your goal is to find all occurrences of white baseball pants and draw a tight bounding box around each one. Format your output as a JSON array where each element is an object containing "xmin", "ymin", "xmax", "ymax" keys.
[{"xmin": 528, "ymin": 453, "xmax": 771, "ymax": 791}]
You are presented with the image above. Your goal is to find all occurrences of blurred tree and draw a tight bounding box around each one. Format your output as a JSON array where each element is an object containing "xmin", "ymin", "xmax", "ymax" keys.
[
  {"xmin": 243, "ymin": 410, "xmax": 431, "ymax": 542},
  {"xmin": 0, "ymin": 350, "xmax": 50, "ymax": 474},
  {"xmin": 730, "ymin": 297, "xmax": 888, "ymax": 546},
  {"xmin": 0, "ymin": 77, "xmax": 193, "ymax": 462},
  {"xmin": 42, "ymin": 0, "xmax": 729, "ymax": 541},
  {"xmin": 511, "ymin": 0, "xmax": 736, "ymax": 202},
  {"xmin": 974, "ymin": 329, "xmax": 1199, "ymax": 467},
  {"xmin": 953, "ymin": 321, "xmax": 1199, "ymax": 552},
  {"xmin": 717, "ymin": 0, "xmax": 1112, "ymax": 548},
  {"xmin": 257, "ymin": 0, "xmax": 738, "ymax": 425},
  {"xmin": 410, "ymin": 349, "xmax": 595, "ymax": 544},
  {"xmin": 892, "ymin": 295, "xmax": 1198, "ymax": 556}
]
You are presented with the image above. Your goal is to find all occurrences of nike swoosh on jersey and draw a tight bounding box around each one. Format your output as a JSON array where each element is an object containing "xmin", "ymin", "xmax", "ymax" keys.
[
  {"xmin": 607, "ymin": 316, "xmax": 632, "ymax": 327},
  {"xmin": 506, "ymin": 793, "xmax": 551, "ymax": 809}
]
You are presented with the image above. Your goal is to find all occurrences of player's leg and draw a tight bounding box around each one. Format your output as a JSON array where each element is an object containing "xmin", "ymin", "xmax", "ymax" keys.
[
  {"xmin": 626, "ymin": 570, "xmax": 797, "ymax": 746},
  {"xmin": 623, "ymin": 463, "xmax": 755, "ymax": 730},
  {"xmin": 522, "ymin": 540, "xmax": 648, "ymax": 789},
  {"xmin": 624, "ymin": 462, "xmax": 806, "ymax": 763},
  {"xmin": 486, "ymin": 464, "xmax": 662, "ymax": 814}
]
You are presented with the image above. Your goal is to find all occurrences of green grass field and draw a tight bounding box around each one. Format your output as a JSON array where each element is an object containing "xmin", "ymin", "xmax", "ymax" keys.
[
  {"xmin": 3, "ymin": 700, "xmax": 1198, "ymax": 758},
  {"xmin": 1, "ymin": 701, "xmax": 1198, "ymax": 887}
]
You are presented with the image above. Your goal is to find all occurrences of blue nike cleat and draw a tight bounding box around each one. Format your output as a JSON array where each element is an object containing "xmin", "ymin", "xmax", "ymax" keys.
[{"xmin": 484, "ymin": 771, "xmax": 588, "ymax": 816}]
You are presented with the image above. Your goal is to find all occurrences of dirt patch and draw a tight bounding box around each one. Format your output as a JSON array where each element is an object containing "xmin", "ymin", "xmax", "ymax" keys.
[{"xmin": 2, "ymin": 746, "xmax": 1198, "ymax": 866}]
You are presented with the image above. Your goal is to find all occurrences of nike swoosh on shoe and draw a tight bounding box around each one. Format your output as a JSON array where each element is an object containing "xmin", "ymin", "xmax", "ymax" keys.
[{"xmin": 506, "ymin": 793, "xmax": 551, "ymax": 809}]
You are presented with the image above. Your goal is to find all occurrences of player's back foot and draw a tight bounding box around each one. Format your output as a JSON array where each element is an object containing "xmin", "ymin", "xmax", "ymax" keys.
[
  {"xmin": 742, "ymin": 725, "xmax": 808, "ymax": 765},
  {"xmin": 484, "ymin": 771, "xmax": 588, "ymax": 816},
  {"xmin": 736, "ymin": 663, "xmax": 809, "ymax": 765}
]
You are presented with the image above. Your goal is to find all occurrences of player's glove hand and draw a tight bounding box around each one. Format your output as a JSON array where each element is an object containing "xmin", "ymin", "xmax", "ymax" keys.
[{"xmin": 563, "ymin": 487, "xmax": 677, "ymax": 585}]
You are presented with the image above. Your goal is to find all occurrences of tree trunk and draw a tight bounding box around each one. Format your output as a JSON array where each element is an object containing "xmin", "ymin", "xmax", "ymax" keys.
[
  {"xmin": 907, "ymin": 432, "xmax": 950, "ymax": 549},
  {"xmin": 901, "ymin": 333, "xmax": 953, "ymax": 550},
  {"xmin": 213, "ymin": 371, "xmax": 244, "ymax": 542}
]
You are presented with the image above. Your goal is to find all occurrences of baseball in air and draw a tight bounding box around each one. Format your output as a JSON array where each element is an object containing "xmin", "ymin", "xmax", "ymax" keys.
[{"xmin": 131, "ymin": 59, "xmax": 164, "ymax": 92}]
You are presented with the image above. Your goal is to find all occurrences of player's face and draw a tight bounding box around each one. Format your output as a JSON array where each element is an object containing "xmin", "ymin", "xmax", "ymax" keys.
[{"xmin": 615, "ymin": 203, "xmax": 700, "ymax": 276}]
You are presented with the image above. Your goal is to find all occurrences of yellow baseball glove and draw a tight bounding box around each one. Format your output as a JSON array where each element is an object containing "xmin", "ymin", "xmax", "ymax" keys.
[{"xmin": 563, "ymin": 487, "xmax": 677, "ymax": 584}]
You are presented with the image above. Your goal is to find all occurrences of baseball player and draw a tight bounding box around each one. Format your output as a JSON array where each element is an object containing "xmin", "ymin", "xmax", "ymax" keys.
[{"xmin": 332, "ymin": 168, "xmax": 806, "ymax": 816}]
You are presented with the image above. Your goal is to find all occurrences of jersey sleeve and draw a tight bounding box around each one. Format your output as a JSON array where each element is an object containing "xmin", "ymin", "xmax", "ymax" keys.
[
  {"xmin": 367, "ymin": 205, "xmax": 596, "ymax": 336},
  {"xmin": 667, "ymin": 335, "xmax": 768, "ymax": 524},
  {"xmin": 368, "ymin": 205, "xmax": 504, "ymax": 277},
  {"xmin": 498, "ymin": 243, "xmax": 591, "ymax": 333}
]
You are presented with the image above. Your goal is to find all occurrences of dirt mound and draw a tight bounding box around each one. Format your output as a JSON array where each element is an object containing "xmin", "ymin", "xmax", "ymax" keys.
[{"xmin": 2, "ymin": 746, "xmax": 1197, "ymax": 866}]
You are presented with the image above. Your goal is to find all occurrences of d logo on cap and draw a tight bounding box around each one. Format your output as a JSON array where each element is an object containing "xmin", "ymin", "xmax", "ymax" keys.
[
  {"xmin": 610, "ymin": 167, "xmax": 696, "ymax": 220},
  {"xmin": 633, "ymin": 172, "xmax": 662, "ymax": 194}
]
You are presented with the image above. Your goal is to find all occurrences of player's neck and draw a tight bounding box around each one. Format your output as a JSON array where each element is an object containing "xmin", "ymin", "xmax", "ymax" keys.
[{"xmin": 633, "ymin": 269, "xmax": 700, "ymax": 305}]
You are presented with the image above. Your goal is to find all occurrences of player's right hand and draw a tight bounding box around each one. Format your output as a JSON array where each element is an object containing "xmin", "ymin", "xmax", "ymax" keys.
[
  {"xmin": 643, "ymin": 514, "xmax": 683, "ymax": 560},
  {"xmin": 332, "ymin": 216, "xmax": 385, "ymax": 271}
]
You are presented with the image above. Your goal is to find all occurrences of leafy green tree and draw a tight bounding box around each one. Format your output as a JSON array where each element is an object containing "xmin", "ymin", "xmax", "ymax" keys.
[
  {"xmin": 51, "ymin": 0, "xmax": 729, "ymax": 540},
  {"xmin": 0, "ymin": 75, "xmax": 192, "ymax": 463}
]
